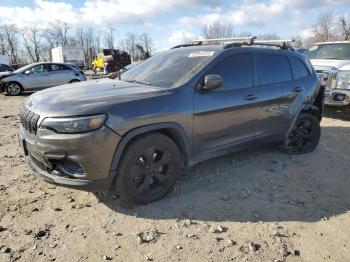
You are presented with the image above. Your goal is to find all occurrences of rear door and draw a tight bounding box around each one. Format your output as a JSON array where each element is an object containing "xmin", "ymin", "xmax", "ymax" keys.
[
  {"xmin": 50, "ymin": 64, "xmax": 71, "ymax": 86},
  {"xmin": 193, "ymin": 53, "xmax": 260, "ymax": 153},
  {"xmin": 255, "ymin": 53, "xmax": 302, "ymax": 139}
]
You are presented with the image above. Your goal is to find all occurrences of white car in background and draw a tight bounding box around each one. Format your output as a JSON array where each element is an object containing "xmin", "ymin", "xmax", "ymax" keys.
[{"xmin": 308, "ymin": 41, "xmax": 350, "ymax": 106}]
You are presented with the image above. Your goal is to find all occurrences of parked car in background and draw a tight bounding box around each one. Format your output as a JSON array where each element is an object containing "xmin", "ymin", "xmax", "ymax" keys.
[
  {"xmin": 307, "ymin": 41, "xmax": 350, "ymax": 106},
  {"xmin": 19, "ymin": 38, "xmax": 323, "ymax": 204},
  {"xmin": 0, "ymin": 64, "xmax": 14, "ymax": 74},
  {"xmin": 0, "ymin": 62, "xmax": 86, "ymax": 96}
]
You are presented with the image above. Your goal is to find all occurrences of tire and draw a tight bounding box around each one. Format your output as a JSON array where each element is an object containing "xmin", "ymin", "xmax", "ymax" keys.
[
  {"xmin": 114, "ymin": 133, "xmax": 182, "ymax": 205},
  {"xmin": 282, "ymin": 113, "xmax": 321, "ymax": 155},
  {"xmin": 5, "ymin": 82, "xmax": 22, "ymax": 96},
  {"xmin": 69, "ymin": 79, "xmax": 80, "ymax": 83}
]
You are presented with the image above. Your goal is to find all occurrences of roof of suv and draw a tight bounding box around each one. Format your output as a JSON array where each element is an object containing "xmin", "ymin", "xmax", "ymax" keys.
[{"xmin": 171, "ymin": 45, "xmax": 303, "ymax": 59}]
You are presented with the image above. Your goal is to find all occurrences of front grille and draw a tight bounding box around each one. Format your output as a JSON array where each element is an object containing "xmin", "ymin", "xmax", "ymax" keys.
[
  {"xmin": 20, "ymin": 107, "xmax": 40, "ymax": 134},
  {"xmin": 315, "ymin": 69, "xmax": 337, "ymax": 91}
]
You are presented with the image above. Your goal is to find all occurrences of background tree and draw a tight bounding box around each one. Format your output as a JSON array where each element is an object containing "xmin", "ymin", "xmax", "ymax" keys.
[
  {"xmin": 123, "ymin": 32, "xmax": 139, "ymax": 61},
  {"xmin": 139, "ymin": 32, "xmax": 154, "ymax": 55},
  {"xmin": 103, "ymin": 25, "xmax": 115, "ymax": 49},
  {"xmin": 0, "ymin": 24, "xmax": 19, "ymax": 64},
  {"xmin": 339, "ymin": 14, "xmax": 350, "ymax": 40},
  {"xmin": 312, "ymin": 12, "xmax": 335, "ymax": 42},
  {"xmin": 44, "ymin": 20, "xmax": 71, "ymax": 48},
  {"xmin": 201, "ymin": 21, "xmax": 234, "ymax": 39},
  {"xmin": 22, "ymin": 27, "xmax": 42, "ymax": 62}
]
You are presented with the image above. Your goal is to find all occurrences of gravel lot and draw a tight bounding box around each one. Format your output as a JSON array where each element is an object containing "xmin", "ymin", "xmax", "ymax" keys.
[{"xmin": 0, "ymin": 94, "xmax": 350, "ymax": 262}]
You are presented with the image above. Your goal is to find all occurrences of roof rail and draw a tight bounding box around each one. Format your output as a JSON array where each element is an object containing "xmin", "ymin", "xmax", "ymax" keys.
[
  {"xmin": 171, "ymin": 42, "xmax": 203, "ymax": 49},
  {"xmin": 193, "ymin": 36, "xmax": 256, "ymax": 45},
  {"xmin": 171, "ymin": 37, "xmax": 295, "ymax": 51},
  {"xmin": 224, "ymin": 39, "xmax": 295, "ymax": 50}
]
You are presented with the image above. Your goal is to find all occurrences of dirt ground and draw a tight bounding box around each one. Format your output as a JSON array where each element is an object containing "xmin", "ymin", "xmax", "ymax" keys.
[{"xmin": 0, "ymin": 94, "xmax": 350, "ymax": 262}]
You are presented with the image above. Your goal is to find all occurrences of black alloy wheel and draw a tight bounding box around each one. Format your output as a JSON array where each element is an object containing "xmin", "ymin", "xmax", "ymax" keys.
[
  {"xmin": 115, "ymin": 133, "xmax": 181, "ymax": 204},
  {"xmin": 283, "ymin": 113, "xmax": 321, "ymax": 154}
]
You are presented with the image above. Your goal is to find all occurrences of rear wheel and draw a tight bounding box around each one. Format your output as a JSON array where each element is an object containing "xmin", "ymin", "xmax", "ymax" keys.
[
  {"xmin": 69, "ymin": 79, "xmax": 80, "ymax": 83},
  {"xmin": 5, "ymin": 82, "xmax": 22, "ymax": 96},
  {"xmin": 282, "ymin": 113, "xmax": 321, "ymax": 154},
  {"xmin": 114, "ymin": 133, "xmax": 182, "ymax": 204}
]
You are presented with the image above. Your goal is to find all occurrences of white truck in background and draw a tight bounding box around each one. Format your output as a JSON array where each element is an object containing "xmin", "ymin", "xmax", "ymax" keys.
[
  {"xmin": 51, "ymin": 46, "xmax": 85, "ymax": 69},
  {"xmin": 0, "ymin": 55, "xmax": 11, "ymax": 66},
  {"xmin": 308, "ymin": 41, "xmax": 350, "ymax": 106}
]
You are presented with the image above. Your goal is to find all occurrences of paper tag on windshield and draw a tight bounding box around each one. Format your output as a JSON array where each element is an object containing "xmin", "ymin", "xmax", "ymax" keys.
[{"xmin": 188, "ymin": 51, "xmax": 215, "ymax": 58}]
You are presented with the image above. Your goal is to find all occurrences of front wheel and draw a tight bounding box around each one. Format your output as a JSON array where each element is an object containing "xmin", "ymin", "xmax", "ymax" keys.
[
  {"xmin": 5, "ymin": 82, "xmax": 22, "ymax": 96},
  {"xmin": 114, "ymin": 133, "xmax": 182, "ymax": 205},
  {"xmin": 282, "ymin": 113, "xmax": 321, "ymax": 154}
]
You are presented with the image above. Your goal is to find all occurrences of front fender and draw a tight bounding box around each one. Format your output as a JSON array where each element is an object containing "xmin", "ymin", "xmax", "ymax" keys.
[{"xmin": 106, "ymin": 122, "xmax": 191, "ymax": 187}]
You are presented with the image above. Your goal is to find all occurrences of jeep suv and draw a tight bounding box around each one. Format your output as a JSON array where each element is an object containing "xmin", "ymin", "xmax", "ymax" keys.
[
  {"xmin": 307, "ymin": 41, "xmax": 350, "ymax": 106},
  {"xmin": 19, "ymin": 39, "xmax": 323, "ymax": 204}
]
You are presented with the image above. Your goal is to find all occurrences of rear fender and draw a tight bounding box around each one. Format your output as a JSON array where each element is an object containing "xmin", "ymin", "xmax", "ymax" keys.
[{"xmin": 285, "ymin": 104, "xmax": 320, "ymax": 139}]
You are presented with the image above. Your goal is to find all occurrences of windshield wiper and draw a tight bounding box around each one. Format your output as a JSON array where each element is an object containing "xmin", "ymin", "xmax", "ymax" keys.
[{"xmin": 123, "ymin": 79, "xmax": 151, "ymax": 85}]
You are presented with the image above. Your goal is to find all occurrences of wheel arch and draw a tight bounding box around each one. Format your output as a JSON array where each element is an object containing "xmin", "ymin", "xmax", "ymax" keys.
[
  {"xmin": 285, "ymin": 103, "xmax": 321, "ymax": 140},
  {"xmin": 301, "ymin": 104, "xmax": 321, "ymax": 121},
  {"xmin": 108, "ymin": 122, "xmax": 191, "ymax": 184},
  {"xmin": 6, "ymin": 81, "xmax": 23, "ymax": 89}
]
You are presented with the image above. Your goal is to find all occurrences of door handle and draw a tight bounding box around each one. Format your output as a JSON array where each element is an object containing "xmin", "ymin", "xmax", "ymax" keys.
[
  {"xmin": 244, "ymin": 94, "xmax": 258, "ymax": 101},
  {"xmin": 293, "ymin": 87, "xmax": 304, "ymax": 93}
]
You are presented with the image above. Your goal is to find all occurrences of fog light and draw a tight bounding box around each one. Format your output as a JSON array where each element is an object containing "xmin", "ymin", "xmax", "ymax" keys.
[{"xmin": 58, "ymin": 158, "xmax": 85, "ymax": 176}]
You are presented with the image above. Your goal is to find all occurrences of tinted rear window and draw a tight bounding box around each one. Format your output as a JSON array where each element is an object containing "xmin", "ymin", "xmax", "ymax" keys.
[
  {"xmin": 257, "ymin": 54, "xmax": 292, "ymax": 85},
  {"xmin": 289, "ymin": 56, "xmax": 309, "ymax": 79}
]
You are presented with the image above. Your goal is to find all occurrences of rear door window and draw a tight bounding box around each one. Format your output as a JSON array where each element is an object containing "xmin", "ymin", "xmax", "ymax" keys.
[
  {"xmin": 51, "ymin": 64, "xmax": 70, "ymax": 71},
  {"xmin": 257, "ymin": 54, "xmax": 292, "ymax": 85},
  {"xmin": 289, "ymin": 56, "xmax": 309, "ymax": 79},
  {"xmin": 208, "ymin": 53, "xmax": 253, "ymax": 90}
]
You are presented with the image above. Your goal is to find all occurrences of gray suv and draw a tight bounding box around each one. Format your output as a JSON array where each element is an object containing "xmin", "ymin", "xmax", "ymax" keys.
[
  {"xmin": 19, "ymin": 40, "xmax": 323, "ymax": 204},
  {"xmin": 0, "ymin": 62, "xmax": 86, "ymax": 96}
]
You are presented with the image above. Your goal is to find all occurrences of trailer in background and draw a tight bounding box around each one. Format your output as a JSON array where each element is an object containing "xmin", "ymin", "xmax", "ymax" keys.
[
  {"xmin": 0, "ymin": 55, "xmax": 11, "ymax": 66},
  {"xmin": 51, "ymin": 46, "xmax": 85, "ymax": 69}
]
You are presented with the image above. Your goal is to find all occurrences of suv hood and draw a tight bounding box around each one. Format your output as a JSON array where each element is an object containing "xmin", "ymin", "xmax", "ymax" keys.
[
  {"xmin": 27, "ymin": 79, "xmax": 169, "ymax": 117},
  {"xmin": 311, "ymin": 59, "xmax": 350, "ymax": 70}
]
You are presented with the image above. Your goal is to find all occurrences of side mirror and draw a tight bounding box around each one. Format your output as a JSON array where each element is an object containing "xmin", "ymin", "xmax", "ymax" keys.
[
  {"xmin": 24, "ymin": 70, "xmax": 31, "ymax": 75},
  {"xmin": 203, "ymin": 74, "xmax": 222, "ymax": 90}
]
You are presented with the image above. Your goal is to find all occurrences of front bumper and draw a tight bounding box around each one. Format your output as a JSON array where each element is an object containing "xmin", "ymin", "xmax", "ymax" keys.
[
  {"xmin": 0, "ymin": 82, "xmax": 5, "ymax": 92},
  {"xmin": 325, "ymin": 89, "xmax": 350, "ymax": 106},
  {"xmin": 19, "ymin": 125, "xmax": 121, "ymax": 191}
]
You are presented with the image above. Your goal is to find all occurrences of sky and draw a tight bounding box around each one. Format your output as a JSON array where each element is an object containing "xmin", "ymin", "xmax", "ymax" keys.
[{"xmin": 0, "ymin": 0, "xmax": 349, "ymax": 51}]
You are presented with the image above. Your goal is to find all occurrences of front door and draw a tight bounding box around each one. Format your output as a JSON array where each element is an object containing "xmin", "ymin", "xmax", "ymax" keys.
[
  {"xmin": 24, "ymin": 64, "xmax": 52, "ymax": 90},
  {"xmin": 193, "ymin": 53, "xmax": 260, "ymax": 153}
]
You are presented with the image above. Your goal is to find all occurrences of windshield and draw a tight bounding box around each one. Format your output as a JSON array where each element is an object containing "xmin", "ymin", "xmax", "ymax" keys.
[
  {"xmin": 121, "ymin": 49, "xmax": 217, "ymax": 88},
  {"xmin": 307, "ymin": 43, "xmax": 350, "ymax": 60},
  {"xmin": 14, "ymin": 64, "xmax": 34, "ymax": 73}
]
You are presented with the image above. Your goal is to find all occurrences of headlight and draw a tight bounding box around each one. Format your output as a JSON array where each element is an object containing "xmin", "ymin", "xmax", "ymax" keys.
[
  {"xmin": 40, "ymin": 114, "xmax": 106, "ymax": 134},
  {"xmin": 336, "ymin": 70, "xmax": 350, "ymax": 89}
]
